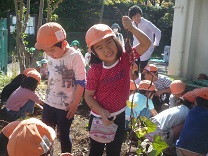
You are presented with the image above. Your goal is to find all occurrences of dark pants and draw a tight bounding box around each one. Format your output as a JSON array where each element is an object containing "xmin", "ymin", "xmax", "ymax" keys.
[
  {"xmin": 42, "ymin": 104, "xmax": 74, "ymax": 153},
  {"xmin": 88, "ymin": 111, "xmax": 125, "ymax": 156},
  {"xmin": 6, "ymin": 100, "xmax": 34, "ymax": 122},
  {"xmin": 0, "ymin": 133, "xmax": 8, "ymax": 156},
  {"xmin": 135, "ymin": 58, "xmax": 148, "ymax": 80}
]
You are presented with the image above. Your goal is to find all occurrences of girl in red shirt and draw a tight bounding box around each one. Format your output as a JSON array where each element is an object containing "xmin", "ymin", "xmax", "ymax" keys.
[{"xmin": 85, "ymin": 16, "xmax": 151, "ymax": 156}]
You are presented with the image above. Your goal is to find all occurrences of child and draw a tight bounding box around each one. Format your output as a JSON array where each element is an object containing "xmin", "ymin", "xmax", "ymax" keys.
[
  {"xmin": 35, "ymin": 61, "xmax": 41, "ymax": 73},
  {"xmin": 176, "ymin": 87, "xmax": 208, "ymax": 156},
  {"xmin": 35, "ymin": 22, "xmax": 86, "ymax": 153},
  {"xmin": 40, "ymin": 58, "xmax": 49, "ymax": 80},
  {"xmin": 169, "ymin": 80, "xmax": 186, "ymax": 108},
  {"xmin": 85, "ymin": 16, "xmax": 151, "ymax": 156},
  {"xmin": 1, "ymin": 68, "xmax": 37, "ymax": 104},
  {"xmin": 85, "ymin": 46, "xmax": 91, "ymax": 73},
  {"xmin": 4, "ymin": 70, "xmax": 44, "ymax": 122},
  {"xmin": 126, "ymin": 80, "xmax": 158, "ymax": 130},
  {"xmin": 0, "ymin": 118, "xmax": 56, "ymax": 156},
  {"xmin": 126, "ymin": 80, "xmax": 158, "ymax": 120},
  {"xmin": 150, "ymin": 89, "xmax": 199, "ymax": 146},
  {"xmin": 143, "ymin": 64, "xmax": 172, "ymax": 112},
  {"xmin": 70, "ymin": 40, "xmax": 80, "ymax": 51}
]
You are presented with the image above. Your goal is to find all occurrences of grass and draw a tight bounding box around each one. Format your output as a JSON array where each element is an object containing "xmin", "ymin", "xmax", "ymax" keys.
[{"xmin": 0, "ymin": 73, "xmax": 13, "ymax": 92}]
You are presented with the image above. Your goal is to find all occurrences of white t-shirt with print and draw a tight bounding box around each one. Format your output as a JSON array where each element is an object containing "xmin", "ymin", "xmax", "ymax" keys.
[{"xmin": 45, "ymin": 47, "xmax": 86, "ymax": 110}]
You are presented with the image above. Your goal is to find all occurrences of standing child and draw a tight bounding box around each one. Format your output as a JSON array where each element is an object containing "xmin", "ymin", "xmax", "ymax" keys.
[
  {"xmin": 5, "ymin": 70, "xmax": 44, "ymax": 122},
  {"xmin": 35, "ymin": 22, "xmax": 86, "ymax": 153},
  {"xmin": 85, "ymin": 16, "xmax": 151, "ymax": 156},
  {"xmin": 40, "ymin": 58, "xmax": 49, "ymax": 80}
]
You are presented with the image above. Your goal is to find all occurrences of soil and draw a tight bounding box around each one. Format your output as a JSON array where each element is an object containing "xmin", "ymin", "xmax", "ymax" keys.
[
  {"xmin": 0, "ymin": 98, "xmax": 173, "ymax": 156},
  {"xmin": 52, "ymin": 101, "xmax": 129, "ymax": 156}
]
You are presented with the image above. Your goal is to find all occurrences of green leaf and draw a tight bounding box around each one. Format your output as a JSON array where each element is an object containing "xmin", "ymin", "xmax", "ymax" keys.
[
  {"xmin": 136, "ymin": 148, "xmax": 143, "ymax": 155},
  {"xmin": 144, "ymin": 119, "xmax": 157, "ymax": 133},
  {"xmin": 135, "ymin": 127, "xmax": 148, "ymax": 138},
  {"xmin": 152, "ymin": 135, "xmax": 168, "ymax": 151}
]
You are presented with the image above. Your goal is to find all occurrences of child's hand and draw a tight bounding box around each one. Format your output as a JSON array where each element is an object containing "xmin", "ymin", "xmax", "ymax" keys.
[
  {"xmin": 66, "ymin": 102, "xmax": 78, "ymax": 119},
  {"xmin": 122, "ymin": 16, "xmax": 133, "ymax": 31},
  {"xmin": 100, "ymin": 109, "xmax": 113, "ymax": 126}
]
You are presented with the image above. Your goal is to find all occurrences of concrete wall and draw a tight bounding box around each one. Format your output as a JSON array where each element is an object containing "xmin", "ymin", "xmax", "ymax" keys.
[{"xmin": 168, "ymin": 0, "xmax": 208, "ymax": 80}]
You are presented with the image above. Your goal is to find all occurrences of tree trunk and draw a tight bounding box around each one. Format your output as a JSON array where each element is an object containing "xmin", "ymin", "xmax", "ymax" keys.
[
  {"xmin": 14, "ymin": 0, "xmax": 31, "ymax": 72},
  {"xmin": 30, "ymin": 0, "xmax": 44, "ymax": 68},
  {"xmin": 99, "ymin": 1, "xmax": 104, "ymax": 23}
]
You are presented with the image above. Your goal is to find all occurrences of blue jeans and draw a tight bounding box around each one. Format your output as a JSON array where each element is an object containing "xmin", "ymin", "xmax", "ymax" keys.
[
  {"xmin": 6, "ymin": 99, "xmax": 34, "ymax": 121},
  {"xmin": 42, "ymin": 104, "xmax": 74, "ymax": 153},
  {"xmin": 88, "ymin": 111, "xmax": 125, "ymax": 156}
]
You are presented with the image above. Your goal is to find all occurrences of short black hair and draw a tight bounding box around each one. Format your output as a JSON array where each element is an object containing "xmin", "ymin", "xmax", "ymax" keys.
[
  {"xmin": 21, "ymin": 77, "xmax": 39, "ymax": 91},
  {"xmin": 89, "ymin": 37, "xmax": 123, "ymax": 65},
  {"xmin": 178, "ymin": 98, "xmax": 195, "ymax": 109},
  {"xmin": 196, "ymin": 97, "xmax": 208, "ymax": 109},
  {"xmin": 53, "ymin": 40, "xmax": 64, "ymax": 49},
  {"xmin": 128, "ymin": 5, "xmax": 143, "ymax": 19}
]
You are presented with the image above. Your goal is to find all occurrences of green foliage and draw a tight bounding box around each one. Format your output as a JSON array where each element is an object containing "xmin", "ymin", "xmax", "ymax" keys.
[
  {"xmin": 0, "ymin": 73, "xmax": 12, "ymax": 91},
  {"xmin": 4, "ymin": 1, "xmax": 174, "ymax": 58},
  {"xmin": 128, "ymin": 116, "xmax": 168, "ymax": 155}
]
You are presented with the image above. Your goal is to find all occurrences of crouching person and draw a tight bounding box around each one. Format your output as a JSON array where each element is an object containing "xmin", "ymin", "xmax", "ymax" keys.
[
  {"xmin": 0, "ymin": 118, "xmax": 56, "ymax": 156},
  {"xmin": 4, "ymin": 70, "xmax": 44, "ymax": 122},
  {"xmin": 126, "ymin": 80, "xmax": 158, "ymax": 129},
  {"xmin": 176, "ymin": 87, "xmax": 208, "ymax": 156}
]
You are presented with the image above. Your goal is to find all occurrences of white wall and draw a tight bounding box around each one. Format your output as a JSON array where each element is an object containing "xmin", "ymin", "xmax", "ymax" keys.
[
  {"xmin": 193, "ymin": 0, "xmax": 208, "ymax": 80},
  {"xmin": 168, "ymin": 0, "xmax": 208, "ymax": 80}
]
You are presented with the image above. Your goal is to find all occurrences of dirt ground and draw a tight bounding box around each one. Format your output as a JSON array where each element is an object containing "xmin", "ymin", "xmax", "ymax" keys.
[
  {"xmin": 53, "ymin": 101, "xmax": 129, "ymax": 156},
  {"xmin": 0, "ymin": 98, "xmax": 173, "ymax": 156}
]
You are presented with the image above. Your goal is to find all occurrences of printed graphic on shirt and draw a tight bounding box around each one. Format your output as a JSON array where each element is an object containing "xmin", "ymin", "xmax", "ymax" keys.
[
  {"xmin": 55, "ymin": 60, "xmax": 75, "ymax": 88},
  {"xmin": 45, "ymin": 60, "xmax": 76, "ymax": 107}
]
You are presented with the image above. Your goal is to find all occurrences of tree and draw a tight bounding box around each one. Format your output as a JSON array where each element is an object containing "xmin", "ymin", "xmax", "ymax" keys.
[{"xmin": 14, "ymin": 0, "xmax": 63, "ymax": 72}]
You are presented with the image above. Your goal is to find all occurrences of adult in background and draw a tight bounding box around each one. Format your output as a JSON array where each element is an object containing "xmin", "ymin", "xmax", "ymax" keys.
[
  {"xmin": 128, "ymin": 5, "xmax": 161, "ymax": 80},
  {"xmin": 111, "ymin": 23, "xmax": 125, "ymax": 48}
]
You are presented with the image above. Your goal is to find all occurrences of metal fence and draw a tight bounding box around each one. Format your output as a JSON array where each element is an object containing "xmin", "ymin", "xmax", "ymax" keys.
[{"xmin": 0, "ymin": 19, "xmax": 8, "ymax": 74}]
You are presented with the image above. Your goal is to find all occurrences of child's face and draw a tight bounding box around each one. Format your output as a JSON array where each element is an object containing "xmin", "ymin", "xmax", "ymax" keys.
[
  {"xmin": 73, "ymin": 45, "xmax": 78, "ymax": 50},
  {"xmin": 93, "ymin": 37, "xmax": 118, "ymax": 66},
  {"xmin": 144, "ymin": 72, "xmax": 158, "ymax": 82},
  {"xmin": 44, "ymin": 46, "xmax": 65, "ymax": 59},
  {"xmin": 42, "ymin": 63, "xmax": 48, "ymax": 68},
  {"xmin": 132, "ymin": 13, "xmax": 142, "ymax": 25}
]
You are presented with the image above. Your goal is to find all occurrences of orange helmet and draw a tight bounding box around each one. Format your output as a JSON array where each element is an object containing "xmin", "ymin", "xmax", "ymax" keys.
[
  {"xmin": 138, "ymin": 80, "xmax": 156, "ymax": 91},
  {"xmin": 22, "ymin": 68, "xmax": 37, "ymax": 75},
  {"xmin": 35, "ymin": 22, "xmax": 66, "ymax": 50},
  {"xmin": 182, "ymin": 88, "xmax": 200, "ymax": 103},
  {"xmin": 142, "ymin": 64, "xmax": 158, "ymax": 74},
  {"xmin": 7, "ymin": 118, "xmax": 56, "ymax": 156},
  {"xmin": 196, "ymin": 87, "xmax": 208, "ymax": 100},
  {"xmin": 130, "ymin": 80, "xmax": 138, "ymax": 90},
  {"xmin": 170, "ymin": 80, "xmax": 186, "ymax": 95},
  {"xmin": 85, "ymin": 24, "xmax": 115, "ymax": 49},
  {"xmin": 26, "ymin": 70, "xmax": 41, "ymax": 83}
]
